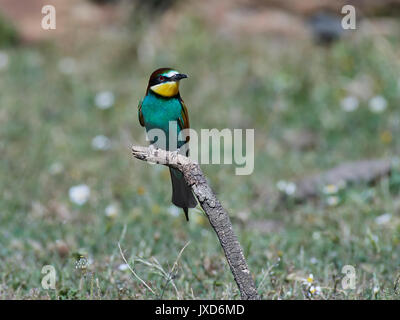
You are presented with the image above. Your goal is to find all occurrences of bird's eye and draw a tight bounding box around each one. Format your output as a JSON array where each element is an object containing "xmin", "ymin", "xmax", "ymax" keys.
[{"xmin": 159, "ymin": 75, "xmax": 165, "ymax": 81}]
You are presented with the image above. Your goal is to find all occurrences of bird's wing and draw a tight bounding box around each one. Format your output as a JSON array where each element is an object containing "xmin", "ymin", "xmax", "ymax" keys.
[
  {"xmin": 138, "ymin": 98, "xmax": 145, "ymax": 127},
  {"xmin": 178, "ymin": 97, "xmax": 190, "ymax": 143}
]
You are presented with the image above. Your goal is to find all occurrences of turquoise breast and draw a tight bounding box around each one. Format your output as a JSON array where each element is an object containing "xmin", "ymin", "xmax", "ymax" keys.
[{"xmin": 141, "ymin": 91, "xmax": 183, "ymax": 150}]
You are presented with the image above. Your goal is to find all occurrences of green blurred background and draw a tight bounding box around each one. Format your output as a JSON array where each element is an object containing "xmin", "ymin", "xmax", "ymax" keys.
[{"xmin": 1, "ymin": 0, "xmax": 400, "ymax": 299}]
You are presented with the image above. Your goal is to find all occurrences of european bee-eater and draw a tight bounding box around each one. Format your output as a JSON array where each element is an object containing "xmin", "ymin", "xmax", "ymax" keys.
[{"xmin": 138, "ymin": 68, "xmax": 197, "ymax": 221}]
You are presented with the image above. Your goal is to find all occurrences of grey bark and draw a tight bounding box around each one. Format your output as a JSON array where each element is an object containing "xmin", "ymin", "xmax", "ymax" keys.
[{"xmin": 131, "ymin": 145, "xmax": 260, "ymax": 300}]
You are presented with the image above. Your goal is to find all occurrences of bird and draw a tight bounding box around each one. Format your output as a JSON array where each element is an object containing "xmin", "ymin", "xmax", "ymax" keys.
[{"xmin": 138, "ymin": 68, "xmax": 197, "ymax": 221}]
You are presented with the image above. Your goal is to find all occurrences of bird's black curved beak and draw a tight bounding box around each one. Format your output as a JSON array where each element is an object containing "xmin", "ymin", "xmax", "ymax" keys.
[{"xmin": 171, "ymin": 73, "xmax": 188, "ymax": 81}]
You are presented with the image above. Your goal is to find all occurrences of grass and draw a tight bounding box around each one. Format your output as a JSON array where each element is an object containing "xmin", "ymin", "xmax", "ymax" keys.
[{"xmin": 1, "ymin": 8, "xmax": 400, "ymax": 299}]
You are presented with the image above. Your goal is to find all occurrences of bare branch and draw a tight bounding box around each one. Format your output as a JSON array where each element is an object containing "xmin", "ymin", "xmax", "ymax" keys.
[
  {"xmin": 131, "ymin": 145, "xmax": 260, "ymax": 300},
  {"xmin": 293, "ymin": 158, "xmax": 392, "ymax": 201}
]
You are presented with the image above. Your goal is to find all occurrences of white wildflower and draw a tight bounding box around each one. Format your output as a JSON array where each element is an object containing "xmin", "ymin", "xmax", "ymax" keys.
[
  {"xmin": 369, "ymin": 95, "xmax": 387, "ymax": 113},
  {"xmin": 326, "ymin": 196, "xmax": 340, "ymax": 207},
  {"xmin": 75, "ymin": 256, "xmax": 92, "ymax": 269},
  {"xmin": 375, "ymin": 213, "xmax": 391, "ymax": 225},
  {"xmin": 285, "ymin": 182, "xmax": 296, "ymax": 195},
  {"xmin": 75, "ymin": 257, "xmax": 88, "ymax": 269},
  {"xmin": 95, "ymin": 91, "xmax": 115, "ymax": 109},
  {"xmin": 341, "ymin": 96, "xmax": 359, "ymax": 112},
  {"xmin": 69, "ymin": 184, "xmax": 90, "ymax": 206},
  {"xmin": 91, "ymin": 135, "xmax": 111, "ymax": 151},
  {"xmin": 302, "ymin": 274, "xmax": 322, "ymax": 296},
  {"xmin": 276, "ymin": 180, "xmax": 287, "ymax": 192},
  {"xmin": 303, "ymin": 274, "xmax": 314, "ymax": 286},
  {"xmin": 310, "ymin": 285, "xmax": 321, "ymax": 295},
  {"xmin": 105, "ymin": 203, "xmax": 119, "ymax": 218},
  {"xmin": 118, "ymin": 264, "xmax": 129, "ymax": 271},
  {"xmin": 276, "ymin": 180, "xmax": 296, "ymax": 196}
]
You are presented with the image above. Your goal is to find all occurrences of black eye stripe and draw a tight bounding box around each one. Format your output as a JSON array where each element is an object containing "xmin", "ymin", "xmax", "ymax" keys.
[{"xmin": 149, "ymin": 75, "xmax": 170, "ymax": 86}]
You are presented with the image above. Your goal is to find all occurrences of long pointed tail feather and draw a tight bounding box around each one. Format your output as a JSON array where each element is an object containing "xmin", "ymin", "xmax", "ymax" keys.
[{"xmin": 169, "ymin": 168, "xmax": 197, "ymax": 221}]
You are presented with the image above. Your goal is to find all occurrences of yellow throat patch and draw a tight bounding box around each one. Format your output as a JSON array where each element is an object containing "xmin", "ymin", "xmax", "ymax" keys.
[{"xmin": 150, "ymin": 81, "xmax": 179, "ymax": 97}]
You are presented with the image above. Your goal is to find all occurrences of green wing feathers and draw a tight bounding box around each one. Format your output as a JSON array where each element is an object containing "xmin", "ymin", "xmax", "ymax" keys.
[
  {"xmin": 138, "ymin": 99, "xmax": 145, "ymax": 127},
  {"xmin": 178, "ymin": 98, "xmax": 190, "ymax": 143}
]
